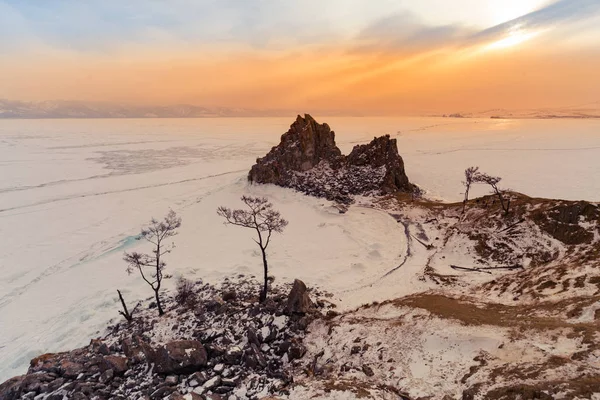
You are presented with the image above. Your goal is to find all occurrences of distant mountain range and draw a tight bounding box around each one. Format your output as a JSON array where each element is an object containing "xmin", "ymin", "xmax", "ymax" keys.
[
  {"xmin": 3, "ymin": 98, "xmax": 600, "ymax": 119},
  {"xmin": 0, "ymin": 99, "xmax": 294, "ymax": 119},
  {"xmin": 440, "ymin": 102, "xmax": 600, "ymax": 119}
]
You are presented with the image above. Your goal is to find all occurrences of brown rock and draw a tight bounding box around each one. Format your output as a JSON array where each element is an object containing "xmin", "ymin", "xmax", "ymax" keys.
[
  {"xmin": 285, "ymin": 279, "xmax": 313, "ymax": 315},
  {"xmin": 89, "ymin": 339, "xmax": 110, "ymax": 355},
  {"xmin": 29, "ymin": 353, "xmax": 63, "ymax": 375},
  {"xmin": 101, "ymin": 355, "xmax": 128, "ymax": 375},
  {"xmin": 362, "ymin": 364, "xmax": 375, "ymax": 377},
  {"xmin": 0, "ymin": 375, "xmax": 26, "ymax": 400},
  {"xmin": 59, "ymin": 360, "xmax": 85, "ymax": 379},
  {"xmin": 122, "ymin": 336, "xmax": 155, "ymax": 364},
  {"xmin": 153, "ymin": 340, "xmax": 207, "ymax": 374}
]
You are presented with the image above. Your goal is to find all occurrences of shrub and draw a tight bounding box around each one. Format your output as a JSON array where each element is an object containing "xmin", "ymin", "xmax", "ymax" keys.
[{"xmin": 175, "ymin": 277, "xmax": 196, "ymax": 307}]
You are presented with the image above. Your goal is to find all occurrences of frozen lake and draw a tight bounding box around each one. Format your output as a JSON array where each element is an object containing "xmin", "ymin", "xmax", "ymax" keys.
[{"xmin": 0, "ymin": 116, "xmax": 599, "ymax": 381}]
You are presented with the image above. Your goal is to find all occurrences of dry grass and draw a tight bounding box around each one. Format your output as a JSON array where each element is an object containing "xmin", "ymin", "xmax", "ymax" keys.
[{"xmin": 386, "ymin": 293, "xmax": 599, "ymax": 330}]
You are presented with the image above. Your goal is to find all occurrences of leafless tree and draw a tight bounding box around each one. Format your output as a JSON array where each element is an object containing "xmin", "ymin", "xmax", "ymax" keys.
[
  {"xmin": 117, "ymin": 289, "xmax": 139, "ymax": 323},
  {"xmin": 462, "ymin": 166, "xmax": 479, "ymax": 213},
  {"xmin": 217, "ymin": 196, "xmax": 288, "ymax": 302},
  {"xmin": 124, "ymin": 210, "xmax": 181, "ymax": 316},
  {"xmin": 473, "ymin": 172, "xmax": 510, "ymax": 215}
]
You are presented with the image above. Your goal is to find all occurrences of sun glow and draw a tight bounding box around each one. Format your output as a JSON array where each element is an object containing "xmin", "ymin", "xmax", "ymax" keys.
[{"xmin": 487, "ymin": 29, "xmax": 541, "ymax": 50}]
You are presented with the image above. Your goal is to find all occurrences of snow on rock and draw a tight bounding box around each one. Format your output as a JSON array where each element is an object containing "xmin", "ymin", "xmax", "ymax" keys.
[{"xmin": 249, "ymin": 114, "xmax": 415, "ymax": 203}]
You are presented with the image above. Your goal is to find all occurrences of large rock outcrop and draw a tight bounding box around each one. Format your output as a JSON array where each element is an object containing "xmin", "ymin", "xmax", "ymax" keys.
[{"xmin": 249, "ymin": 114, "xmax": 414, "ymax": 203}]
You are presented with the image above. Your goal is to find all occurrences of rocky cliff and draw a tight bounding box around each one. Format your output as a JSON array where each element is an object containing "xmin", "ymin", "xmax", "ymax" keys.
[{"xmin": 249, "ymin": 114, "xmax": 414, "ymax": 203}]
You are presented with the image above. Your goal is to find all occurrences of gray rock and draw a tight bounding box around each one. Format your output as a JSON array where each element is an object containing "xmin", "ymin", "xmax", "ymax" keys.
[
  {"xmin": 150, "ymin": 386, "xmax": 175, "ymax": 399},
  {"xmin": 285, "ymin": 280, "xmax": 313, "ymax": 315},
  {"xmin": 202, "ymin": 376, "xmax": 221, "ymax": 390},
  {"xmin": 98, "ymin": 369, "xmax": 114, "ymax": 384}
]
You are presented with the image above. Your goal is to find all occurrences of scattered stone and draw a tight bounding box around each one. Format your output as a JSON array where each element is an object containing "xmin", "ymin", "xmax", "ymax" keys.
[
  {"xmin": 202, "ymin": 376, "xmax": 221, "ymax": 390},
  {"xmin": 0, "ymin": 278, "xmax": 331, "ymax": 400},
  {"xmin": 98, "ymin": 369, "xmax": 114, "ymax": 384},
  {"xmin": 213, "ymin": 363, "xmax": 225, "ymax": 374},
  {"xmin": 150, "ymin": 385, "xmax": 175, "ymax": 399},
  {"xmin": 287, "ymin": 341, "xmax": 307, "ymax": 361},
  {"xmin": 362, "ymin": 365, "xmax": 375, "ymax": 377}
]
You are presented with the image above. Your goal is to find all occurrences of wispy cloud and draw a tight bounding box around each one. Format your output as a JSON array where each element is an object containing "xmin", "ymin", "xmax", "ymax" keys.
[
  {"xmin": 469, "ymin": 0, "xmax": 600, "ymax": 44},
  {"xmin": 353, "ymin": 0, "xmax": 600, "ymax": 54},
  {"xmin": 354, "ymin": 12, "xmax": 473, "ymax": 53}
]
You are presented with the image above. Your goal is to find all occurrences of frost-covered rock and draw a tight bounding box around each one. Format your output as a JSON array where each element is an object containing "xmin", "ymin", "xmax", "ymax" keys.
[
  {"xmin": 249, "ymin": 114, "xmax": 414, "ymax": 203},
  {"xmin": 153, "ymin": 340, "xmax": 207, "ymax": 374}
]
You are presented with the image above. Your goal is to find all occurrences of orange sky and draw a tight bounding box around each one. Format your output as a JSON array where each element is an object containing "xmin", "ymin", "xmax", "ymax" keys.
[{"xmin": 1, "ymin": 0, "xmax": 600, "ymax": 114}]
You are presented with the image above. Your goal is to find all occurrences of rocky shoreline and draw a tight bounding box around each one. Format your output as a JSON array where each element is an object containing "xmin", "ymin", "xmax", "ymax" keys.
[{"xmin": 0, "ymin": 278, "xmax": 333, "ymax": 400}]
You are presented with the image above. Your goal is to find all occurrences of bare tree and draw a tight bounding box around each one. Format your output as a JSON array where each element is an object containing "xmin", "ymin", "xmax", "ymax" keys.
[
  {"xmin": 473, "ymin": 172, "xmax": 510, "ymax": 215},
  {"xmin": 462, "ymin": 166, "xmax": 479, "ymax": 213},
  {"xmin": 117, "ymin": 289, "xmax": 139, "ymax": 323},
  {"xmin": 124, "ymin": 210, "xmax": 181, "ymax": 316},
  {"xmin": 217, "ymin": 196, "xmax": 288, "ymax": 302}
]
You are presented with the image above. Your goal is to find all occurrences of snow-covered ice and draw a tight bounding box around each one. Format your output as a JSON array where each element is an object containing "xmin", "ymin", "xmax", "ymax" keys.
[{"xmin": 0, "ymin": 116, "xmax": 599, "ymax": 382}]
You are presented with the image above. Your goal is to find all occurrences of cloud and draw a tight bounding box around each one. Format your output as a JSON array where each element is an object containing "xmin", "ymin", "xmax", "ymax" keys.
[
  {"xmin": 468, "ymin": 0, "xmax": 600, "ymax": 45},
  {"xmin": 353, "ymin": 0, "xmax": 600, "ymax": 54},
  {"xmin": 354, "ymin": 12, "xmax": 474, "ymax": 53},
  {"xmin": 0, "ymin": 0, "xmax": 406, "ymax": 53}
]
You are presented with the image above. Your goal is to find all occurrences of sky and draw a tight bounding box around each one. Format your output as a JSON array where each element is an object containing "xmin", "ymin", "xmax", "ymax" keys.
[{"xmin": 1, "ymin": 0, "xmax": 600, "ymax": 114}]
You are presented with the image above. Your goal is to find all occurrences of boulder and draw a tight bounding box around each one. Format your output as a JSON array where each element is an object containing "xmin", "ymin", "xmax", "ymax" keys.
[
  {"xmin": 0, "ymin": 375, "xmax": 26, "ymax": 400},
  {"xmin": 101, "ymin": 355, "xmax": 128, "ymax": 375},
  {"xmin": 28, "ymin": 350, "xmax": 88, "ymax": 379},
  {"xmin": 153, "ymin": 340, "xmax": 207, "ymax": 374},
  {"xmin": 285, "ymin": 279, "xmax": 313, "ymax": 315},
  {"xmin": 122, "ymin": 336, "xmax": 155, "ymax": 364}
]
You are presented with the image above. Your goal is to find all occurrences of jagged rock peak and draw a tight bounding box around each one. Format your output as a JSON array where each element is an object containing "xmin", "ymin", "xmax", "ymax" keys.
[
  {"xmin": 347, "ymin": 135, "xmax": 412, "ymax": 193},
  {"xmin": 249, "ymin": 115, "xmax": 414, "ymax": 203},
  {"xmin": 248, "ymin": 114, "xmax": 342, "ymax": 185}
]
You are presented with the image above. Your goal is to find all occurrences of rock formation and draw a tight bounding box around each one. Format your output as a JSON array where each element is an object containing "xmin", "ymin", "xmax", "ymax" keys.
[{"xmin": 249, "ymin": 114, "xmax": 414, "ymax": 203}]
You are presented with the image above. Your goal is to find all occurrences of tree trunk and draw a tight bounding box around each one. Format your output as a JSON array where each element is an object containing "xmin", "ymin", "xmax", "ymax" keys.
[
  {"xmin": 260, "ymin": 246, "xmax": 268, "ymax": 303},
  {"xmin": 155, "ymin": 289, "xmax": 164, "ymax": 316},
  {"xmin": 117, "ymin": 289, "xmax": 133, "ymax": 322}
]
